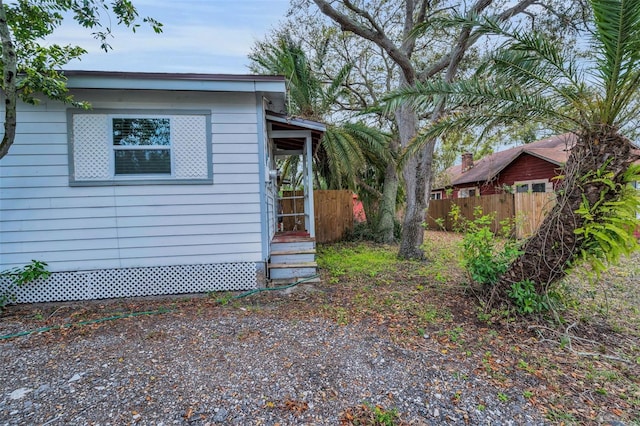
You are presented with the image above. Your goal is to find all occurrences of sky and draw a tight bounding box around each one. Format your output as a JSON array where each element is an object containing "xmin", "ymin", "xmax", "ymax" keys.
[{"xmin": 51, "ymin": 0, "xmax": 291, "ymax": 74}]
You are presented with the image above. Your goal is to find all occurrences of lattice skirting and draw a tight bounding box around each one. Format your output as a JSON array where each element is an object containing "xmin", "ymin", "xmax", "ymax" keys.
[{"xmin": 1, "ymin": 262, "xmax": 264, "ymax": 304}]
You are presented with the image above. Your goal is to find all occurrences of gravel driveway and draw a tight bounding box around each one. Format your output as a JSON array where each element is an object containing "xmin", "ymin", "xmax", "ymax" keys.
[{"xmin": 0, "ymin": 307, "xmax": 545, "ymax": 425}]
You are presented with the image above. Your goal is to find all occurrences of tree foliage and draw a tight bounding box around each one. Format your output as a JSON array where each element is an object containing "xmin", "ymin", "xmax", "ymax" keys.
[
  {"xmin": 309, "ymin": 0, "xmax": 588, "ymax": 259},
  {"xmin": 249, "ymin": 32, "xmax": 392, "ymax": 191},
  {"xmin": 0, "ymin": 0, "xmax": 162, "ymax": 159},
  {"xmin": 386, "ymin": 0, "xmax": 640, "ymax": 308}
]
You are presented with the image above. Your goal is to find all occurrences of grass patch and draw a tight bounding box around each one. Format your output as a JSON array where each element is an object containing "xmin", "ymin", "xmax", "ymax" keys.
[{"xmin": 317, "ymin": 243, "xmax": 398, "ymax": 280}]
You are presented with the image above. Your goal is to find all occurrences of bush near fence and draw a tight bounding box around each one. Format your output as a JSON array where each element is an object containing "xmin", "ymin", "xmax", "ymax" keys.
[{"xmin": 426, "ymin": 193, "xmax": 557, "ymax": 238}]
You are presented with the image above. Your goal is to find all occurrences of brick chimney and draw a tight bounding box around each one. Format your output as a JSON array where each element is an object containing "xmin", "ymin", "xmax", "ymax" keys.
[{"xmin": 461, "ymin": 152, "xmax": 474, "ymax": 173}]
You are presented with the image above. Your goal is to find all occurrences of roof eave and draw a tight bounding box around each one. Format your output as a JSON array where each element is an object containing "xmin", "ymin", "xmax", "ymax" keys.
[
  {"xmin": 523, "ymin": 149, "xmax": 564, "ymax": 166},
  {"xmin": 266, "ymin": 112, "xmax": 327, "ymax": 132},
  {"xmin": 63, "ymin": 70, "xmax": 286, "ymax": 93}
]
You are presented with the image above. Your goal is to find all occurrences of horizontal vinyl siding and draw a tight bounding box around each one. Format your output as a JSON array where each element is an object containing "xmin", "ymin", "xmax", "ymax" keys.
[{"xmin": 0, "ymin": 90, "xmax": 264, "ymax": 272}]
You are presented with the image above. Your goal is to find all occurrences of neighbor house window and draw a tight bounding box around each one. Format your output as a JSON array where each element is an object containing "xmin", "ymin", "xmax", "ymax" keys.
[
  {"xmin": 430, "ymin": 191, "xmax": 443, "ymax": 200},
  {"xmin": 113, "ymin": 118, "xmax": 172, "ymax": 175},
  {"xmin": 514, "ymin": 179, "xmax": 550, "ymax": 193},
  {"xmin": 70, "ymin": 110, "xmax": 212, "ymax": 185},
  {"xmin": 458, "ymin": 187, "xmax": 478, "ymax": 198}
]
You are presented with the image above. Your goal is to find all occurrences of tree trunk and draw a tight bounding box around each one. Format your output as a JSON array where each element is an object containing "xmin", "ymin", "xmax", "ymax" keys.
[
  {"xmin": 397, "ymin": 103, "xmax": 425, "ymax": 259},
  {"xmin": 492, "ymin": 128, "xmax": 637, "ymax": 306},
  {"xmin": 0, "ymin": 2, "xmax": 18, "ymax": 160},
  {"xmin": 376, "ymin": 141, "xmax": 400, "ymax": 243}
]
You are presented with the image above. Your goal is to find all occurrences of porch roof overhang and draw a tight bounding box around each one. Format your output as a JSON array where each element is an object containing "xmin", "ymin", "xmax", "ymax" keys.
[{"xmin": 266, "ymin": 112, "xmax": 325, "ymax": 151}]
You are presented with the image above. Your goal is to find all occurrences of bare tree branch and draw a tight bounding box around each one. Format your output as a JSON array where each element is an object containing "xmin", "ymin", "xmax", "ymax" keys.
[
  {"xmin": 417, "ymin": 0, "xmax": 537, "ymax": 81},
  {"xmin": 313, "ymin": 0, "xmax": 417, "ymax": 83}
]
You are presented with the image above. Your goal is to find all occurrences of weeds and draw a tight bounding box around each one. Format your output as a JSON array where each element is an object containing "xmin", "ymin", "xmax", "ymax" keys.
[
  {"xmin": 1, "ymin": 260, "xmax": 51, "ymax": 310},
  {"xmin": 340, "ymin": 402, "xmax": 404, "ymax": 426}
]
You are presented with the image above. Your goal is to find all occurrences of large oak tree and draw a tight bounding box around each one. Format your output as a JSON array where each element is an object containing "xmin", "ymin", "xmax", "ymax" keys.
[{"xmin": 311, "ymin": 0, "xmax": 582, "ymax": 259}]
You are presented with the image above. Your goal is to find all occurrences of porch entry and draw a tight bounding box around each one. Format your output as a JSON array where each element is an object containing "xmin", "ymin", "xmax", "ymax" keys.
[
  {"xmin": 265, "ymin": 112, "xmax": 325, "ymax": 282},
  {"xmin": 266, "ymin": 112, "xmax": 324, "ymax": 240}
]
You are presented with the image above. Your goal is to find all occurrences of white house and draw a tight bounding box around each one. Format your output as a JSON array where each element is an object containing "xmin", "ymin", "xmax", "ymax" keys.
[{"xmin": 0, "ymin": 71, "xmax": 324, "ymax": 303}]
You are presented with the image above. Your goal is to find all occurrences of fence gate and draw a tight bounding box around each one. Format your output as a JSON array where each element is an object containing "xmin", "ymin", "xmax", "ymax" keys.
[{"xmin": 514, "ymin": 192, "xmax": 556, "ymax": 238}]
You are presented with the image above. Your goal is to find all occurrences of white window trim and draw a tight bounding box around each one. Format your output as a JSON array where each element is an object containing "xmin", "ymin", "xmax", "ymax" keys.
[
  {"xmin": 68, "ymin": 109, "xmax": 212, "ymax": 186},
  {"xmin": 514, "ymin": 178, "xmax": 551, "ymax": 193},
  {"xmin": 430, "ymin": 190, "xmax": 443, "ymax": 200},
  {"xmin": 458, "ymin": 187, "xmax": 478, "ymax": 198}
]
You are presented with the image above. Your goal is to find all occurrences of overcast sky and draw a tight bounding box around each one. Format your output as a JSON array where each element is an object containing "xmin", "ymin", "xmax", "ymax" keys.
[{"xmin": 51, "ymin": 0, "xmax": 291, "ymax": 74}]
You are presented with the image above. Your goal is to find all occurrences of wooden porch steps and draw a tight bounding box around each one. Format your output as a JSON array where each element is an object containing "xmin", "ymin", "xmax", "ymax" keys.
[
  {"xmin": 268, "ymin": 262, "xmax": 317, "ymax": 269},
  {"xmin": 268, "ymin": 235, "xmax": 318, "ymax": 281},
  {"xmin": 269, "ymin": 249, "xmax": 316, "ymax": 256}
]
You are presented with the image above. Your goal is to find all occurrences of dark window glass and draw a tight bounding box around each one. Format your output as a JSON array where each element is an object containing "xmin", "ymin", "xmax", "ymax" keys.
[
  {"xmin": 115, "ymin": 150, "xmax": 171, "ymax": 175},
  {"xmin": 532, "ymin": 183, "xmax": 546, "ymax": 192},
  {"xmin": 516, "ymin": 184, "xmax": 529, "ymax": 193},
  {"xmin": 113, "ymin": 118, "xmax": 171, "ymax": 175}
]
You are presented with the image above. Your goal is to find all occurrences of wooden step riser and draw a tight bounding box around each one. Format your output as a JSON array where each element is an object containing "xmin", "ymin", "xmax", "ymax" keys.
[
  {"xmin": 270, "ymin": 253, "xmax": 316, "ymax": 264},
  {"xmin": 270, "ymin": 267, "xmax": 317, "ymax": 280},
  {"xmin": 271, "ymin": 241, "xmax": 315, "ymax": 252}
]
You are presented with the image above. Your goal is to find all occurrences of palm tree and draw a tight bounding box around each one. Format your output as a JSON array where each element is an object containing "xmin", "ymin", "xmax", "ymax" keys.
[
  {"xmin": 250, "ymin": 34, "xmax": 392, "ymax": 191},
  {"xmin": 387, "ymin": 0, "xmax": 640, "ymax": 306}
]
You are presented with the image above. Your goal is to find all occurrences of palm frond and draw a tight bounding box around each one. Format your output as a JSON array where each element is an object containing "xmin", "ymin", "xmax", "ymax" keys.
[{"xmin": 590, "ymin": 0, "xmax": 640, "ymax": 123}]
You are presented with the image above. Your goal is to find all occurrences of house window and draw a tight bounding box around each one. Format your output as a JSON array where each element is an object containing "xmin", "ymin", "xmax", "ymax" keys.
[
  {"xmin": 430, "ymin": 191, "xmax": 442, "ymax": 200},
  {"xmin": 113, "ymin": 118, "xmax": 172, "ymax": 175},
  {"xmin": 515, "ymin": 179, "xmax": 550, "ymax": 193},
  {"xmin": 70, "ymin": 110, "xmax": 212, "ymax": 185},
  {"xmin": 458, "ymin": 187, "xmax": 477, "ymax": 198}
]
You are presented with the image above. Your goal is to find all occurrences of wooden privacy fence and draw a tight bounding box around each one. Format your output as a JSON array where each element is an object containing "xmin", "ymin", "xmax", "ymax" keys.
[
  {"xmin": 426, "ymin": 192, "xmax": 557, "ymax": 238},
  {"xmin": 514, "ymin": 192, "xmax": 557, "ymax": 238},
  {"xmin": 314, "ymin": 190, "xmax": 354, "ymax": 243},
  {"xmin": 281, "ymin": 190, "xmax": 354, "ymax": 243}
]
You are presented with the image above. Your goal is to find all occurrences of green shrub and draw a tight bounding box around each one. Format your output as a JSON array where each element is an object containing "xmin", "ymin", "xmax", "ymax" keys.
[
  {"xmin": 0, "ymin": 260, "xmax": 51, "ymax": 310},
  {"xmin": 345, "ymin": 220, "xmax": 402, "ymax": 243},
  {"xmin": 458, "ymin": 207, "xmax": 521, "ymax": 286},
  {"xmin": 345, "ymin": 221, "xmax": 376, "ymax": 241},
  {"xmin": 507, "ymin": 279, "xmax": 550, "ymax": 314},
  {"xmin": 574, "ymin": 164, "xmax": 640, "ymax": 275}
]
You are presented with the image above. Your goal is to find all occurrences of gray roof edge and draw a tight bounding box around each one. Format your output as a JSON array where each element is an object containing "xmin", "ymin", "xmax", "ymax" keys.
[
  {"xmin": 266, "ymin": 112, "xmax": 327, "ymax": 132},
  {"xmin": 62, "ymin": 70, "xmax": 285, "ymax": 82}
]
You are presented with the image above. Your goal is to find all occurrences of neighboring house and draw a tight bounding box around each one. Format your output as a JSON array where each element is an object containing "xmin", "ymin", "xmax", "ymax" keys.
[
  {"xmin": 0, "ymin": 71, "xmax": 324, "ymax": 303},
  {"xmin": 432, "ymin": 133, "xmax": 576, "ymax": 199}
]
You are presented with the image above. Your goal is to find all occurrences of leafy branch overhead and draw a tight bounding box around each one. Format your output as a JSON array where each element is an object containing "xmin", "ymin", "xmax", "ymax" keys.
[{"xmin": 0, "ymin": 0, "xmax": 162, "ymax": 159}]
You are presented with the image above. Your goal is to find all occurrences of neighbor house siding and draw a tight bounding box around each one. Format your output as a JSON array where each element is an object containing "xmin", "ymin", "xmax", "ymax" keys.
[
  {"xmin": 0, "ymin": 90, "xmax": 264, "ymax": 273},
  {"xmin": 498, "ymin": 155, "xmax": 560, "ymax": 189},
  {"xmin": 445, "ymin": 154, "xmax": 560, "ymax": 198}
]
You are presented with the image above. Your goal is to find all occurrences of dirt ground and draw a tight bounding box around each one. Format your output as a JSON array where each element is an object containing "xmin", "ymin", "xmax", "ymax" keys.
[{"xmin": 1, "ymin": 231, "xmax": 638, "ymax": 424}]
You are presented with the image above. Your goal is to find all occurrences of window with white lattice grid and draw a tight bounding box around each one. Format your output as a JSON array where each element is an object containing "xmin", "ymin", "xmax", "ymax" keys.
[{"xmin": 69, "ymin": 109, "xmax": 212, "ymax": 185}]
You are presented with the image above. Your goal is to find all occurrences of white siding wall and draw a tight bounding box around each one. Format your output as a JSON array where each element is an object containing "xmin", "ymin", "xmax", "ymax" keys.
[{"xmin": 0, "ymin": 90, "xmax": 264, "ymax": 272}]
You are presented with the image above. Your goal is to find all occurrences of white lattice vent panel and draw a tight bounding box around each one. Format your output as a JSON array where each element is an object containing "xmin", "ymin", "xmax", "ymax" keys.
[
  {"xmin": 173, "ymin": 115, "xmax": 209, "ymax": 179},
  {"xmin": 0, "ymin": 263, "xmax": 258, "ymax": 304},
  {"xmin": 73, "ymin": 114, "xmax": 111, "ymax": 180}
]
